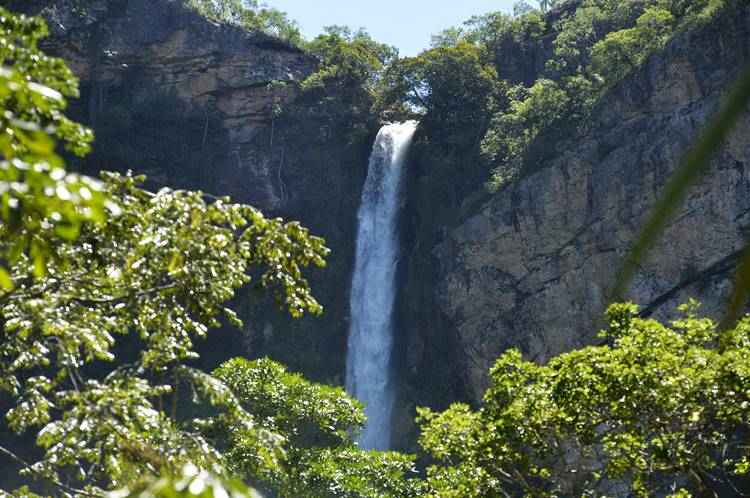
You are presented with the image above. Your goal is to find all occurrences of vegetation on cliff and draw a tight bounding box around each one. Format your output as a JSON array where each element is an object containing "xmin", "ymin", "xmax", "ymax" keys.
[
  {"xmin": 288, "ymin": 25, "xmax": 397, "ymax": 143},
  {"xmin": 480, "ymin": 0, "xmax": 728, "ymax": 191},
  {"xmin": 186, "ymin": 0, "xmax": 303, "ymax": 44},
  {"xmin": 375, "ymin": 0, "xmax": 733, "ymax": 194}
]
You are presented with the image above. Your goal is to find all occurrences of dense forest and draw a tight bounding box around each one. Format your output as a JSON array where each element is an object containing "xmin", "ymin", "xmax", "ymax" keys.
[{"xmin": 1, "ymin": 0, "xmax": 749, "ymax": 497}]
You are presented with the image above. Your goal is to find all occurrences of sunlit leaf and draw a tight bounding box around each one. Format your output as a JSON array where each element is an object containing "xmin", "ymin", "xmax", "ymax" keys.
[{"xmin": 0, "ymin": 266, "xmax": 14, "ymax": 291}]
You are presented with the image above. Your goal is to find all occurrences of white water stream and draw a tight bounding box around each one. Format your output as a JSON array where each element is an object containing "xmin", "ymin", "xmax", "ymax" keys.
[{"xmin": 345, "ymin": 121, "xmax": 418, "ymax": 450}]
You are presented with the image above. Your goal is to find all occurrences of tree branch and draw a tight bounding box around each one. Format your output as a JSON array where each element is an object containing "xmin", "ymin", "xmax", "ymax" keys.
[
  {"xmin": 0, "ymin": 444, "xmax": 102, "ymax": 498},
  {"xmin": 67, "ymin": 282, "xmax": 179, "ymax": 306}
]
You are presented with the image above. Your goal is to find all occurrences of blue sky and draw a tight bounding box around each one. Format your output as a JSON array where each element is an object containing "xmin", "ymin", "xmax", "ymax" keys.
[{"xmin": 269, "ymin": 0, "xmax": 527, "ymax": 56}]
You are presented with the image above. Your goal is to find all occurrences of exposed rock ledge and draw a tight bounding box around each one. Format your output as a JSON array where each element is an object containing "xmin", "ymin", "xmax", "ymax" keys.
[{"xmin": 26, "ymin": 0, "xmax": 317, "ymax": 209}]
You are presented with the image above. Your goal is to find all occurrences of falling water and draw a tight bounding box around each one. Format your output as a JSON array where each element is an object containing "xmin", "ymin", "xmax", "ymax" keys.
[{"xmin": 345, "ymin": 121, "xmax": 418, "ymax": 450}]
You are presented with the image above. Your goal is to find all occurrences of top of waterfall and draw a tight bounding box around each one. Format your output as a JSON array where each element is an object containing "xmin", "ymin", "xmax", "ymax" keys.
[
  {"xmin": 383, "ymin": 120, "xmax": 419, "ymax": 126},
  {"xmin": 379, "ymin": 120, "xmax": 419, "ymax": 134}
]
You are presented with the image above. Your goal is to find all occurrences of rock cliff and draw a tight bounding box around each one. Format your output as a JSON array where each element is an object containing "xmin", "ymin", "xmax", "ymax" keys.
[
  {"xmin": 17, "ymin": 0, "xmax": 315, "ymax": 206},
  {"xmin": 21, "ymin": 0, "xmax": 373, "ymax": 384},
  {"xmin": 401, "ymin": 4, "xmax": 750, "ymax": 403}
]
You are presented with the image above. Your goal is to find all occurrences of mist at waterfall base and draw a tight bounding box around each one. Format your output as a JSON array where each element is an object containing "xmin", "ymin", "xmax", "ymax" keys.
[{"xmin": 345, "ymin": 121, "xmax": 418, "ymax": 451}]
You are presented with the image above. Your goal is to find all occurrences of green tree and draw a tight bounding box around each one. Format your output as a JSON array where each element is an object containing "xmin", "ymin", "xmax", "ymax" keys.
[
  {"xmin": 0, "ymin": 172, "xmax": 329, "ymax": 496},
  {"xmin": 0, "ymin": 7, "xmax": 329, "ymax": 496},
  {"xmin": 538, "ymin": 0, "xmax": 562, "ymax": 12},
  {"xmin": 419, "ymin": 302, "xmax": 750, "ymax": 498},
  {"xmin": 186, "ymin": 0, "xmax": 302, "ymax": 45},
  {"xmin": 483, "ymin": 77, "xmax": 581, "ymax": 189},
  {"xmin": 591, "ymin": 6, "xmax": 676, "ymax": 84},
  {"xmin": 283, "ymin": 26, "xmax": 397, "ymax": 143},
  {"xmin": 429, "ymin": 9, "xmax": 547, "ymax": 67},
  {"xmin": 0, "ymin": 8, "xmax": 108, "ymax": 284},
  {"xmin": 513, "ymin": 1, "xmax": 536, "ymax": 18},
  {"xmin": 114, "ymin": 464, "xmax": 263, "ymax": 498},
  {"xmin": 214, "ymin": 357, "xmax": 423, "ymax": 498},
  {"xmin": 302, "ymin": 26, "xmax": 397, "ymax": 94},
  {"xmin": 378, "ymin": 42, "xmax": 500, "ymax": 145},
  {"xmin": 546, "ymin": 3, "xmax": 607, "ymax": 77}
]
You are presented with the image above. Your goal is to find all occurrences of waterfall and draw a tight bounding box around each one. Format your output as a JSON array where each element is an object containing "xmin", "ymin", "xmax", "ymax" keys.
[{"xmin": 345, "ymin": 121, "xmax": 417, "ymax": 450}]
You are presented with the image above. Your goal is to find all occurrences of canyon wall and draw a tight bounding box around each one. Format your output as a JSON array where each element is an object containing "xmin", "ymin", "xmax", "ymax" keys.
[
  {"xmin": 400, "ymin": 4, "xmax": 750, "ymax": 407},
  {"xmin": 26, "ymin": 0, "xmax": 373, "ymax": 383}
]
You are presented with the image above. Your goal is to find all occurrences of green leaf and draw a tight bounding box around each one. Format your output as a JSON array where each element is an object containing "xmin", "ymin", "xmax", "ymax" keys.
[
  {"xmin": 54, "ymin": 221, "xmax": 80, "ymax": 241},
  {"xmin": 0, "ymin": 266, "xmax": 14, "ymax": 291},
  {"xmin": 167, "ymin": 251, "xmax": 184, "ymax": 274}
]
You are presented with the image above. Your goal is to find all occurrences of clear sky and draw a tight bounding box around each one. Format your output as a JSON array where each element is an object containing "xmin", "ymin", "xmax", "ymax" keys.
[{"xmin": 269, "ymin": 0, "xmax": 528, "ymax": 56}]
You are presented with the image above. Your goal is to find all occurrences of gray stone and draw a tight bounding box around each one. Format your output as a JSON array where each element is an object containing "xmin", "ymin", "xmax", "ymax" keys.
[{"xmin": 420, "ymin": 3, "xmax": 750, "ymax": 400}]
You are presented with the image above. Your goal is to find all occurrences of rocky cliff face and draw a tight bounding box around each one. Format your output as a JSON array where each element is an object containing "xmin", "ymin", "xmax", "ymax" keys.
[
  {"xmin": 24, "ymin": 0, "xmax": 373, "ymax": 384},
  {"xmin": 23, "ymin": 0, "xmax": 315, "ymax": 207},
  {"xmin": 402, "ymin": 4, "xmax": 750, "ymax": 402}
]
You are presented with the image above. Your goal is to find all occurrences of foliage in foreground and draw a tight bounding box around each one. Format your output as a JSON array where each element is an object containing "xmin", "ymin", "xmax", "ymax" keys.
[
  {"xmin": 1, "ymin": 169, "xmax": 329, "ymax": 488},
  {"xmin": 0, "ymin": 8, "xmax": 107, "ymax": 285},
  {"xmin": 112, "ymin": 464, "xmax": 262, "ymax": 498},
  {"xmin": 214, "ymin": 358, "xmax": 423, "ymax": 498},
  {"xmin": 419, "ymin": 302, "xmax": 750, "ymax": 498},
  {"xmin": 0, "ymin": 6, "xmax": 328, "ymax": 496}
]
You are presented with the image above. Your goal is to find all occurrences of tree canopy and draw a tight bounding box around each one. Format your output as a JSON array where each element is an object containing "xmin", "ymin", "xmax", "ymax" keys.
[
  {"xmin": 186, "ymin": 0, "xmax": 303, "ymax": 45},
  {"xmin": 0, "ymin": 9, "xmax": 105, "ymax": 284},
  {"xmin": 214, "ymin": 357, "xmax": 423, "ymax": 498},
  {"xmin": 419, "ymin": 302, "xmax": 750, "ymax": 498},
  {"xmin": 302, "ymin": 26, "xmax": 398, "ymax": 92},
  {"xmin": 377, "ymin": 42, "xmax": 500, "ymax": 146},
  {"xmin": 0, "ymin": 6, "xmax": 328, "ymax": 496}
]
